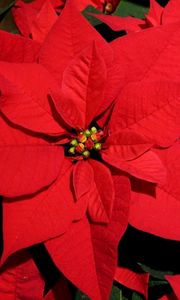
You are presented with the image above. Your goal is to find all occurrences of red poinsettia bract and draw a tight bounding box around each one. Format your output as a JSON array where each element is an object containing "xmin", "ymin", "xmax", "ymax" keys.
[
  {"xmin": 12, "ymin": 0, "xmax": 121, "ymax": 43},
  {"xmin": 12, "ymin": 0, "xmax": 59, "ymax": 42},
  {"xmin": 1, "ymin": 2, "xmax": 180, "ymax": 299},
  {"xmin": 0, "ymin": 42, "xmax": 164, "ymax": 299},
  {"xmin": 129, "ymin": 141, "xmax": 180, "ymax": 241},
  {"xmin": 90, "ymin": 0, "xmax": 180, "ymax": 34}
]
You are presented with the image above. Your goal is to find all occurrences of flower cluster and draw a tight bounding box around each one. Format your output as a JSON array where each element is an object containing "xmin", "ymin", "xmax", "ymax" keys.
[
  {"xmin": 68, "ymin": 126, "xmax": 104, "ymax": 158},
  {"xmin": 0, "ymin": 0, "xmax": 180, "ymax": 299}
]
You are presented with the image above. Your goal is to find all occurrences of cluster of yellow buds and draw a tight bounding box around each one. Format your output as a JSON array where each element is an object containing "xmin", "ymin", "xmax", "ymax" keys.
[{"xmin": 68, "ymin": 127, "xmax": 104, "ymax": 158}]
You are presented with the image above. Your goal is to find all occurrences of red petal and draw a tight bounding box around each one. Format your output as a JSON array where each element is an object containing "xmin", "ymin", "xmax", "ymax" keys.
[
  {"xmin": 45, "ymin": 277, "xmax": 73, "ymax": 300},
  {"xmin": 104, "ymin": 130, "xmax": 153, "ymax": 160},
  {"xmin": 13, "ymin": 0, "xmax": 60, "ymax": 37},
  {"xmin": 74, "ymin": 0, "xmax": 104, "ymax": 11},
  {"xmin": 0, "ymin": 251, "xmax": 45, "ymax": 300},
  {"xmin": 162, "ymin": 0, "xmax": 180, "ymax": 24},
  {"xmin": 0, "ymin": 115, "xmax": 65, "ymax": 197},
  {"xmin": 89, "ymin": 13, "xmax": 144, "ymax": 32},
  {"xmin": 50, "ymin": 0, "xmax": 65, "ymax": 9},
  {"xmin": 0, "ymin": 250, "xmax": 72, "ymax": 300},
  {"xmin": 45, "ymin": 174, "xmax": 130, "ymax": 300},
  {"xmin": 165, "ymin": 275, "xmax": 180, "ymax": 299},
  {"xmin": 115, "ymin": 267, "xmax": 149, "ymax": 299},
  {"xmin": 52, "ymin": 43, "xmax": 106, "ymax": 129},
  {"xmin": 143, "ymin": 25, "xmax": 180, "ymax": 82},
  {"xmin": 159, "ymin": 296, "xmax": 169, "ymax": 300},
  {"xmin": 39, "ymin": 0, "xmax": 111, "ymax": 85},
  {"xmin": 154, "ymin": 141, "xmax": 180, "ymax": 201},
  {"xmin": 45, "ymin": 219, "xmax": 102, "ymax": 300},
  {"xmin": 13, "ymin": 0, "xmax": 59, "ymax": 39},
  {"xmin": 110, "ymin": 81, "xmax": 180, "ymax": 147},
  {"xmin": 129, "ymin": 143, "xmax": 180, "ymax": 240},
  {"xmin": 145, "ymin": 0, "xmax": 163, "ymax": 26},
  {"xmin": 31, "ymin": 0, "xmax": 58, "ymax": 43},
  {"xmin": 89, "ymin": 160, "xmax": 114, "ymax": 223},
  {"xmin": 129, "ymin": 184, "xmax": 180, "ymax": 240},
  {"xmin": 2, "ymin": 160, "xmax": 74, "ymax": 264},
  {"xmin": 90, "ymin": 173, "xmax": 130, "ymax": 299},
  {"xmin": 106, "ymin": 22, "xmax": 180, "ymax": 104},
  {"xmin": 0, "ymin": 63, "xmax": 66, "ymax": 136},
  {"xmin": 0, "ymin": 30, "xmax": 40, "ymax": 62},
  {"xmin": 73, "ymin": 160, "xmax": 114, "ymax": 223},
  {"xmin": 102, "ymin": 150, "xmax": 166, "ymax": 185},
  {"xmin": 12, "ymin": 1, "xmax": 37, "ymax": 37},
  {"xmin": 19, "ymin": 0, "xmax": 62, "ymax": 10}
]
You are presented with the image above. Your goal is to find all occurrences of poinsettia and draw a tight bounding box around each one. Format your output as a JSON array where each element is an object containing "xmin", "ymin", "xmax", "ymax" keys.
[
  {"xmin": 90, "ymin": 0, "xmax": 180, "ymax": 33},
  {"xmin": 0, "ymin": 2, "xmax": 132, "ymax": 299},
  {"xmin": 12, "ymin": 0, "xmax": 121, "ymax": 43},
  {"xmin": 115, "ymin": 268, "xmax": 180, "ymax": 299},
  {"xmin": 0, "ymin": 43, "xmax": 166, "ymax": 298},
  {"xmin": 129, "ymin": 141, "xmax": 180, "ymax": 241},
  {"xmin": 0, "ymin": 248, "xmax": 74, "ymax": 300},
  {"xmin": 117, "ymin": 121, "xmax": 180, "ymax": 300},
  {"xmin": 114, "ymin": 262, "xmax": 180, "ymax": 299},
  {"xmin": 115, "ymin": 266, "xmax": 149, "ymax": 299},
  {"xmin": 144, "ymin": 0, "xmax": 180, "ymax": 28},
  {"xmin": 165, "ymin": 275, "xmax": 180, "ymax": 299},
  {"xmin": 1, "ymin": 1, "xmax": 180, "ymax": 299},
  {"xmin": 12, "ymin": 0, "xmax": 59, "ymax": 42}
]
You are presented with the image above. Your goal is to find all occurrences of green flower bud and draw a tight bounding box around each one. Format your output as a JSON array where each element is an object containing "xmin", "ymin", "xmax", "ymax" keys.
[
  {"xmin": 84, "ymin": 129, "xmax": 91, "ymax": 137},
  {"xmin": 70, "ymin": 139, "xmax": 78, "ymax": 146},
  {"xmin": 69, "ymin": 147, "xmax": 75, "ymax": 155},
  {"xmin": 94, "ymin": 143, "xmax": 102, "ymax": 151},
  {"xmin": 91, "ymin": 127, "xmax": 97, "ymax": 134},
  {"xmin": 82, "ymin": 150, "xmax": 90, "ymax": 158}
]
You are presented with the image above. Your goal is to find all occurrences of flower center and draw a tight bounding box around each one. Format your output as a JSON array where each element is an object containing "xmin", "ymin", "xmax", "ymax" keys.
[{"xmin": 68, "ymin": 127, "xmax": 104, "ymax": 159}]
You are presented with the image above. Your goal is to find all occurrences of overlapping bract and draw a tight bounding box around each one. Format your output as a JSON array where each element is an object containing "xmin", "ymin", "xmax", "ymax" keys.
[
  {"xmin": 12, "ymin": 0, "xmax": 121, "ymax": 42},
  {"xmin": 0, "ymin": 0, "xmax": 180, "ymax": 299},
  {"xmin": 91, "ymin": 0, "xmax": 180, "ymax": 34}
]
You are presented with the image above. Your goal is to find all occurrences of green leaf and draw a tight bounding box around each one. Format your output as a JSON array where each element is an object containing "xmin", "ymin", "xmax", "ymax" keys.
[
  {"xmin": 114, "ymin": 0, "xmax": 149, "ymax": 18},
  {"xmin": 149, "ymin": 279, "xmax": 169, "ymax": 288},
  {"xmin": 132, "ymin": 292, "xmax": 144, "ymax": 300},
  {"xmin": 82, "ymin": 5, "xmax": 102, "ymax": 27},
  {"xmin": 110, "ymin": 286, "xmax": 128, "ymax": 300},
  {"xmin": 75, "ymin": 290, "xmax": 90, "ymax": 300},
  {"xmin": 0, "ymin": 1, "xmax": 15, "ymax": 16},
  {"xmin": 138, "ymin": 263, "xmax": 174, "ymax": 279},
  {"xmin": 0, "ymin": 10, "xmax": 19, "ymax": 34}
]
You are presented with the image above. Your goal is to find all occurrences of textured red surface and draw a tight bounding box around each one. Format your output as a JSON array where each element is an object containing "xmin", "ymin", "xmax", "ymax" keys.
[
  {"xmin": 0, "ymin": 0, "xmax": 180, "ymax": 299},
  {"xmin": 115, "ymin": 267, "xmax": 149, "ymax": 298},
  {"xmin": 91, "ymin": 0, "xmax": 180, "ymax": 32}
]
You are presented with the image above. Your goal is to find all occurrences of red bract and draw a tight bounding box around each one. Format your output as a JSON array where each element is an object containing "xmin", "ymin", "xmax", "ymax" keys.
[
  {"xmin": 12, "ymin": 0, "xmax": 121, "ymax": 43},
  {"xmin": 165, "ymin": 275, "xmax": 180, "ymax": 299},
  {"xmin": 129, "ymin": 141, "xmax": 180, "ymax": 241},
  {"xmin": 12, "ymin": 0, "xmax": 58, "ymax": 42},
  {"xmin": 89, "ymin": 12, "xmax": 144, "ymax": 32},
  {"xmin": 0, "ymin": 2, "xmax": 130, "ymax": 299},
  {"xmin": 115, "ymin": 266, "xmax": 149, "ymax": 299},
  {"xmin": 145, "ymin": 0, "xmax": 180, "ymax": 27},
  {"xmin": 115, "ymin": 269, "xmax": 180, "ymax": 300},
  {"xmin": 0, "ymin": 250, "xmax": 73, "ymax": 300},
  {"xmin": 90, "ymin": 0, "xmax": 180, "ymax": 33},
  {"xmin": 0, "ymin": 29, "xmax": 40, "ymax": 62},
  {"xmin": 1, "ymin": 2, "xmax": 180, "ymax": 299}
]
